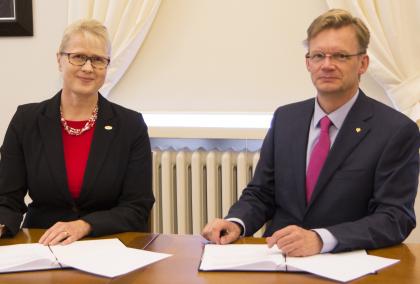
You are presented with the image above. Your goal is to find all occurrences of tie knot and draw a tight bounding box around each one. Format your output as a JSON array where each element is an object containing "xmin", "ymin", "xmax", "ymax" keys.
[{"xmin": 320, "ymin": 116, "xmax": 332, "ymax": 132}]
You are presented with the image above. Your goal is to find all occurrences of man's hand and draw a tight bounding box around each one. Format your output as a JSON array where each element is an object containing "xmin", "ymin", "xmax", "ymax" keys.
[
  {"xmin": 39, "ymin": 220, "xmax": 91, "ymax": 245},
  {"xmin": 202, "ymin": 218, "xmax": 241, "ymax": 244},
  {"xmin": 266, "ymin": 225, "xmax": 322, "ymax": 256}
]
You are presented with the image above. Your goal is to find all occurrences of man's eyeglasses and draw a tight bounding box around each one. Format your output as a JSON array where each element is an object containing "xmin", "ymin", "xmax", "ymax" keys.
[
  {"xmin": 306, "ymin": 52, "xmax": 365, "ymax": 64},
  {"xmin": 60, "ymin": 52, "xmax": 110, "ymax": 69}
]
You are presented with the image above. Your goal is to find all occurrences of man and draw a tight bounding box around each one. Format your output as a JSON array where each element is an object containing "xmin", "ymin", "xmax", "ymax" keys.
[{"xmin": 202, "ymin": 9, "xmax": 419, "ymax": 256}]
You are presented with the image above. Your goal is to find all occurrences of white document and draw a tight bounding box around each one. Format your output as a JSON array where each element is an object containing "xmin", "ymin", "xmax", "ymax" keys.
[
  {"xmin": 51, "ymin": 238, "xmax": 171, "ymax": 278},
  {"xmin": 0, "ymin": 243, "xmax": 61, "ymax": 273},
  {"xmin": 287, "ymin": 250, "xmax": 399, "ymax": 282},
  {"xmin": 199, "ymin": 244, "xmax": 286, "ymax": 271},
  {"xmin": 199, "ymin": 244, "xmax": 399, "ymax": 282},
  {"xmin": 0, "ymin": 238, "xmax": 171, "ymax": 278}
]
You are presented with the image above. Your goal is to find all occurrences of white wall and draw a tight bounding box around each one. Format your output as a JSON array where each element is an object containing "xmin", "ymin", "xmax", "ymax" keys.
[
  {"xmin": 0, "ymin": 0, "xmax": 416, "ymax": 242},
  {"xmin": 110, "ymin": 0, "xmax": 391, "ymax": 114},
  {"xmin": 0, "ymin": 0, "xmax": 391, "ymax": 139},
  {"xmin": 0, "ymin": 0, "xmax": 67, "ymax": 140}
]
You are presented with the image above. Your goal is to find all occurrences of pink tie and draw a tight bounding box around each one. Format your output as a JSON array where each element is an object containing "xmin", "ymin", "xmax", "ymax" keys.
[{"xmin": 306, "ymin": 116, "xmax": 332, "ymax": 203}]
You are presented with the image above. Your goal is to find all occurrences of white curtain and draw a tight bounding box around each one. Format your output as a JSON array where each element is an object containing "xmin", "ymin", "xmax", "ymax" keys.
[
  {"xmin": 68, "ymin": 0, "xmax": 161, "ymax": 96},
  {"xmin": 326, "ymin": 0, "xmax": 420, "ymax": 124}
]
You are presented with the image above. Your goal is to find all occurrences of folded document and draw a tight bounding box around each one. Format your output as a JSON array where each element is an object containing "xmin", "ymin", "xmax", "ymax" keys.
[
  {"xmin": 199, "ymin": 244, "xmax": 399, "ymax": 282},
  {"xmin": 0, "ymin": 238, "xmax": 171, "ymax": 278}
]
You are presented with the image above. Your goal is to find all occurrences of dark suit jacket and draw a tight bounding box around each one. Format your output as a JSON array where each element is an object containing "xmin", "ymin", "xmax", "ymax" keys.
[
  {"xmin": 226, "ymin": 91, "xmax": 419, "ymax": 252},
  {"xmin": 0, "ymin": 91, "xmax": 154, "ymax": 237}
]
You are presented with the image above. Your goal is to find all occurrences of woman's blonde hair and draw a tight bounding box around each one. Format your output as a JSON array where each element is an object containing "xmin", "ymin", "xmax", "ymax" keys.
[{"xmin": 58, "ymin": 19, "xmax": 111, "ymax": 55}]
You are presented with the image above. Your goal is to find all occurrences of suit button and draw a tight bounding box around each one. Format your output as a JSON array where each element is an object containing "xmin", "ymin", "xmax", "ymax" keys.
[{"xmin": 72, "ymin": 205, "xmax": 79, "ymax": 213}]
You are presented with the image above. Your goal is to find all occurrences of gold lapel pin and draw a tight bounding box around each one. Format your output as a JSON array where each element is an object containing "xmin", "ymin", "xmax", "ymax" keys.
[
  {"xmin": 355, "ymin": 127, "xmax": 362, "ymax": 133},
  {"xmin": 104, "ymin": 125, "xmax": 113, "ymax": 130}
]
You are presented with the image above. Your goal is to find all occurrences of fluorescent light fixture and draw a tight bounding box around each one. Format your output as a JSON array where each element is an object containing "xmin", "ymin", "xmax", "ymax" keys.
[{"xmin": 143, "ymin": 113, "xmax": 272, "ymax": 129}]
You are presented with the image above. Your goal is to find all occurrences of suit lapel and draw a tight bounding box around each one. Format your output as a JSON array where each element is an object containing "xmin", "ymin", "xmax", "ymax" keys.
[
  {"xmin": 307, "ymin": 92, "xmax": 373, "ymax": 208},
  {"xmin": 290, "ymin": 99, "xmax": 314, "ymax": 214},
  {"xmin": 38, "ymin": 91, "xmax": 74, "ymax": 202},
  {"xmin": 78, "ymin": 95, "xmax": 118, "ymax": 201}
]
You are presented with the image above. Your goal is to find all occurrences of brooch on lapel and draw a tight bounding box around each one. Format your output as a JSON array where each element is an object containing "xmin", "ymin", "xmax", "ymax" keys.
[{"xmin": 355, "ymin": 127, "xmax": 362, "ymax": 133}]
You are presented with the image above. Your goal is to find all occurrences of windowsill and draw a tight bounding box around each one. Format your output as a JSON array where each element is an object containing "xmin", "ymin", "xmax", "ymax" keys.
[
  {"xmin": 148, "ymin": 126, "xmax": 268, "ymax": 139},
  {"xmin": 143, "ymin": 113, "xmax": 271, "ymax": 139}
]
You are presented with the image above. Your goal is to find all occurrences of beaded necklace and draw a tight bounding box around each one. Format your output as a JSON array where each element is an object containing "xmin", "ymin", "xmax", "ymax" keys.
[{"xmin": 60, "ymin": 104, "xmax": 98, "ymax": 136}]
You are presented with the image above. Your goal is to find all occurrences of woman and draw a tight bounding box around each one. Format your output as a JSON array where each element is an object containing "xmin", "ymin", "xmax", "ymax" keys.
[{"xmin": 0, "ymin": 19, "xmax": 154, "ymax": 245}]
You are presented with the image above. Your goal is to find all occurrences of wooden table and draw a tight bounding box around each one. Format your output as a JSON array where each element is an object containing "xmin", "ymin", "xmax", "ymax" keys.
[{"xmin": 1, "ymin": 229, "xmax": 419, "ymax": 283}]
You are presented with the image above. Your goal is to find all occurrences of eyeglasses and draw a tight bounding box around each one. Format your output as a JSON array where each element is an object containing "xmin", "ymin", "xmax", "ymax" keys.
[
  {"xmin": 306, "ymin": 52, "xmax": 365, "ymax": 64},
  {"xmin": 60, "ymin": 52, "xmax": 110, "ymax": 69}
]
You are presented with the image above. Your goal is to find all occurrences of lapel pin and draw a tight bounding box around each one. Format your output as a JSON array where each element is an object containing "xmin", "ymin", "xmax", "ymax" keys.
[
  {"xmin": 355, "ymin": 127, "xmax": 362, "ymax": 133},
  {"xmin": 104, "ymin": 125, "xmax": 113, "ymax": 130}
]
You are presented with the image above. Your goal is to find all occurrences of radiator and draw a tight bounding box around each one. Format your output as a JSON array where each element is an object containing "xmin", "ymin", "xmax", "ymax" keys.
[{"xmin": 151, "ymin": 149, "xmax": 265, "ymax": 237}]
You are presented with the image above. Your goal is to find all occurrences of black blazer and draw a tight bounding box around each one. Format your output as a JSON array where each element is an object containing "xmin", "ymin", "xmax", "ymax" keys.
[
  {"xmin": 226, "ymin": 91, "xmax": 419, "ymax": 252},
  {"xmin": 0, "ymin": 91, "xmax": 154, "ymax": 237}
]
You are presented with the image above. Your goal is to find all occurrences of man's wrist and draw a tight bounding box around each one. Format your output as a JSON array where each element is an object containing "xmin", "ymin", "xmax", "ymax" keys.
[
  {"xmin": 231, "ymin": 221, "xmax": 244, "ymax": 235},
  {"xmin": 226, "ymin": 218, "xmax": 246, "ymax": 236},
  {"xmin": 312, "ymin": 228, "xmax": 338, "ymax": 253}
]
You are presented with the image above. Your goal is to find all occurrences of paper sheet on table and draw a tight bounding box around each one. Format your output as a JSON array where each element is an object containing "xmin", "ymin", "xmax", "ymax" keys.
[
  {"xmin": 286, "ymin": 250, "xmax": 399, "ymax": 282},
  {"xmin": 50, "ymin": 238, "xmax": 171, "ymax": 278},
  {"xmin": 0, "ymin": 243, "xmax": 61, "ymax": 273},
  {"xmin": 199, "ymin": 244, "xmax": 399, "ymax": 282}
]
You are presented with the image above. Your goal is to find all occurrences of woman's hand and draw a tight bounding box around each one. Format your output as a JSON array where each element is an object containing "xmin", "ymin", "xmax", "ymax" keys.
[{"xmin": 39, "ymin": 220, "xmax": 92, "ymax": 245}]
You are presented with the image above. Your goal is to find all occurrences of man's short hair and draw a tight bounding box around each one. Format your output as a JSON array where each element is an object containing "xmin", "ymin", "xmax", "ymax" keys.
[{"xmin": 304, "ymin": 9, "xmax": 370, "ymax": 52}]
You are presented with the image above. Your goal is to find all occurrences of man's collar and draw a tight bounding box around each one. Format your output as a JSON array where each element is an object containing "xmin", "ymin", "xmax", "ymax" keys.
[{"xmin": 313, "ymin": 90, "xmax": 360, "ymax": 129}]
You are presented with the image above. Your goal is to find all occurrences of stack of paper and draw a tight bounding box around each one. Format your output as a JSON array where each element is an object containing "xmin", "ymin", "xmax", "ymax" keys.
[
  {"xmin": 199, "ymin": 244, "xmax": 399, "ymax": 282},
  {"xmin": 0, "ymin": 238, "xmax": 171, "ymax": 278}
]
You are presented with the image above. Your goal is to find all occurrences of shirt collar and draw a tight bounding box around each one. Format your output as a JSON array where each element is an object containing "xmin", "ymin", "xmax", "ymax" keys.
[{"xmin": 313, "ymin": 90, "xmax": 360, "ymax": 129}]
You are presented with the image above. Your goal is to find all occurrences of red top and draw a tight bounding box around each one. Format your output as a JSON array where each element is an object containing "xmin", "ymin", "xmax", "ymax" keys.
[{"xmin": 62, "ymin": 121, "xmax": 95, "ymax": 199}]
